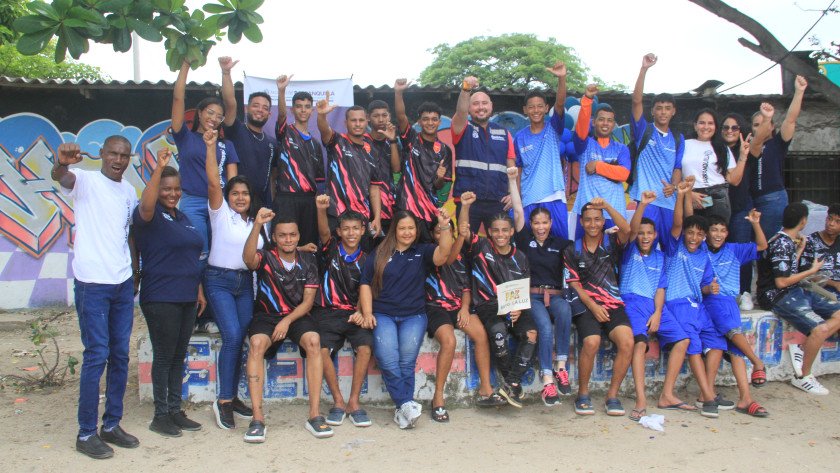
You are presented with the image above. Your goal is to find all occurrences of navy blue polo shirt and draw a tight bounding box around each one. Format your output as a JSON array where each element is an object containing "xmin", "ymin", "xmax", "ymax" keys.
[
  {"xmin": 222, "ymin": 118, "xmax": 277, "ymax": 205},
  {"xmin": 133, "ymin": 203, "xmax": 203, "ymax": 304},
  {"xmin": 171, "ymin": 125, "xmax": 240, "ymax": 198},
  {"xmin": 360, "ymin": 243, "xmax": 436, "ymax": 316},
  {"xmin": 750, "ymin": 132, "xmax": 790, "ymax": 197},
  {"xmin": 514, "ymin": 227, "xmax": 570, "ymax": 288}
]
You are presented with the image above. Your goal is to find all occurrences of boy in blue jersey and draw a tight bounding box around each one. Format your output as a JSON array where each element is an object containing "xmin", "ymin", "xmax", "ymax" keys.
[
  {"xmin": 662, "ymin": 178, "xmax": 724, "ymax": 418},
  {"xmin": 701, "ymin": 213, "xmax": 769, "ymax": 417},
  {"xmin": 629, "ymin": 53, "xmax": 683, "ymax": 240},
  {"xmin": 512, "ymin": 61, "xmax": 569, "ymax": 239},
  {"xmin": 622, "ymin": 190, "xmax": 693, "ymax": 421},
  {"xmin": 571, "ymin": 84, "xmax": 631, "ymax": 239}
]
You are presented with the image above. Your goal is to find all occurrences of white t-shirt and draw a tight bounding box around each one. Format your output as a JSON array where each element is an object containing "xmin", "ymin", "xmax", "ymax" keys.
[
  {"xmin": 681, "ymin": 139, "xmax": 735, "ymax": 188},
  {"xmin": 62, "ymin": 170, "xmax": 138, "ymax": 284},
  {"xmin": 208, "ymin": 200, "xmax": 263, "ymax": 270}
]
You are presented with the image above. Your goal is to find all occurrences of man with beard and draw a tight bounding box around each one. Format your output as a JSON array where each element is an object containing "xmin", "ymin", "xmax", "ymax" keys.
[
  {"xmin": 365, "ymin": 100, "xmax": 400, "ymax": 235},
  {"xmin": 220, "ymin": 57, "xmax": 278, "ymax": 207}
]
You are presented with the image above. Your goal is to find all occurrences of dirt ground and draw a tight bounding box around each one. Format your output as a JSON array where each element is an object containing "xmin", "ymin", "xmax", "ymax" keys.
[{"xmin": 1, "ymin": 308, "xmax": 839, "ymax": 473}]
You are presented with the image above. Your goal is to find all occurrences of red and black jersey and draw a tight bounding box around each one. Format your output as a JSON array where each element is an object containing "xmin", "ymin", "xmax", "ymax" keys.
[
  {"xmin": 325, "ymin": 133, "xmax": 384, "ymax": 219},
  {"xmin": 467, "ymin": 234, "xmax": 530, "ymax": 307},
  {"xmin": 397, "ymin": 127, "xmax": 452, "ymax": 223},
  {"xmin": 254, "ymin": 249, "xmax": 319, "ymax": 316},
  {"xmin": 367, "ymin": 135, "xmax": 397, "ymax": 221},
  {"xmin": 563, "ymin": 233, "xmax": 624, "ymax": 310},
  {"xmin": 274, "ymin": 121, "xmax": 325, "ymax": 194},
  {"xmin": 425, "ymin": 253, "xmax": 469, "ymax": 311},
  {"xmin": 315, "ymin": 238, "xmax": 367, "ymax": 311}
]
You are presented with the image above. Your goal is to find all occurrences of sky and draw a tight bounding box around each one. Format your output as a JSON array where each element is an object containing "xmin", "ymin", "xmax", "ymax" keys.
[{"xmin": 80, "ymin": 0, "xmax": 839, "ymax": 95}]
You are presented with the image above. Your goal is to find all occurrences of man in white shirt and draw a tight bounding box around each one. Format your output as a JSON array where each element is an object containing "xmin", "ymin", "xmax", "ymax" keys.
[{"xmin": 52, "ymin": 136, "xmax": 140, "ymax": 460}]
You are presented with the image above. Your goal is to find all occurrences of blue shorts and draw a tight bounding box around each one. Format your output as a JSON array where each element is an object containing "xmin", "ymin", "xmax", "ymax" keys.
[
  {"xmin": 638, "ymin": 204, "xmax": 674, "ymax": 246},
  {"xmin": 624, "ymin": 293, "xmax": 688, "ymax": 347},
  {"xmin": 772, "ymin": 286, "xmax": 840, "ymax": 335},
  {"xmin": 703, "ymin": 295, "xmax": 742, "ymax": 336},
  {"xmin": 523, "ymin": 200, "xmax": 569, "ymax": 240},
  {"xmin": 666, "ymin": 298, "xmax": 727, "ymax": 355}
]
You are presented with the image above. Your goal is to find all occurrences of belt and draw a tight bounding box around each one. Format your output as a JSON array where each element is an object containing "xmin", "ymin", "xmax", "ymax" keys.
[
  {"xmin": 530, "ymin": 286, "xmax": 562, "ymax": 295},
  {"xmin": 207, "ymin": 265, "xmax": 250, "ymax": 274}
]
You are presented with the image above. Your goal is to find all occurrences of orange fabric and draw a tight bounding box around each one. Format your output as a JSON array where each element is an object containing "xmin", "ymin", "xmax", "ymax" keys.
[
  {"xmin": 575, "ymin": 96, "xmax": 593, "ymax": 140},
  {"xmin": 506, "ymin": 131, "xmax": 515, "ymax": 159},
  {"xmin": 594, "ymin": 161, "xmax": 629, "ymax": 182}
]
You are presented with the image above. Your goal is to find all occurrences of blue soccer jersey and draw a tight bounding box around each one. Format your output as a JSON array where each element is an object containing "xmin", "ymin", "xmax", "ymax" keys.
[
  {"xmin": 514, "ymin": 111, "xmax": 567, "ymax": 206},
  {"xmin": 620, "ymin": 242, "xmax": 667, "ymax": 298},
  {"xmin": 570, "ymin": 137, "xmax": 630, "ymax": 220},
  {"xmin": 628, "ymin": 116, "xmax": 683, "ymax": 210},
  {"xmin": 662, "ymin": 234, "xmax": 715, "ymax": 302},
  {"xmin": 704, "ymin": 242, "xmax": 758, "ymax": 298}
]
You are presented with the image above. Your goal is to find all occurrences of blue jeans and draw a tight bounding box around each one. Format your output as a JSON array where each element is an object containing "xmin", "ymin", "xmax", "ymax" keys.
[
  {"xmin": 204, "ymin": 266, "xmax": 254, "ymax": 400},
  {"xmin": 529, "ymin": 293, "xmax": 572, "ymax": 376},
  {"xmin": 180, "ymin": 193, "xmax": 210, "ymax": 261},
  {"xmin": 728, "ymin": 208, "xmax": 754, "ymax": 293},
  {"xmin": 74, "ymin": 278, "xmax": 135, "ymax": 437},
  {"xmin": 753, "ymin": 190, "xmax": 788, "ymax": 241},
  {"xmin": 372, "ymin": 313, "xmax": 427, "ymax": 407},
  {"xmin": 772, "ymin": 286, "xmax": 840, "ymax": 335}
]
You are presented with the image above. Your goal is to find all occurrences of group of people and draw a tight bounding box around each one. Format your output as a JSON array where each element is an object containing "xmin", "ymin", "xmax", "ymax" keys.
[{"xmin": 56, "ymin": 53, "xmax": 840, "ymax": 459}]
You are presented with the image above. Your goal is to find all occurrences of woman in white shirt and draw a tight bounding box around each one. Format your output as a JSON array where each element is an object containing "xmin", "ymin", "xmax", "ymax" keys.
[
  {"xmin": 201, "ymin": 130, "xmax": 263, "ymax": 431},
  {"xmin": 681, "ymin": 108, "xmax": 749, "ymax": 223}
]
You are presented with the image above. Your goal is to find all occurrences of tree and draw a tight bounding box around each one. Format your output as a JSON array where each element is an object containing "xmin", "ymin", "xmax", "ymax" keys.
[
  {"xmin": 0, "ymin": 0, "xmax": 28, "ymax": 45},
  {"xmin": 418, "ymin": 34, "xmax": 614, "ymax": 91},
  {"xmin": 0, "ymin": 40, "xmax": 104, "ymax": 80},
  {"xmin": 687, "ymin": 0, "xmax": 840, "ymax": 106},
  {"xmin": 12, "ymin": 0, "xmax": 266, "ymax": 71}
]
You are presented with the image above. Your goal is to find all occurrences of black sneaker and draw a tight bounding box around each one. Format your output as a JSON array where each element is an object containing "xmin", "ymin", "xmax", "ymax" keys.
[
  {"xmin": 700, "ymin": 400, "xmax": 719, "ymax": 419},
  {"xmin": 76, "ymin": 434, "xmax": 114, "ymax": 459},
  {"xmin": 213, "ymin": 400, "xmax": 235, "ymax": 430},
  {"xmin": 231, "ymin": 397, "xmax": 253, "ymax": 418},
  {"xmin": 243, "ymin": 420, "xmax": 266, "ymax": 443},
  {"xmin": 171, "ymin": 411, "xmax": 202, "ymax": 431},
  {"xmin": 149, "ymin": 415, "xmax": 182, "ymax": 438},
  {"xmin": 305, "ymin": 416, "xmax": 334, "ymax": 438},
  {"xmin": 475, "ymin": 392, "xmax": 507, "ymax": 407},
  {"xmin": 554, "ymin": 369, "xmax": 572, "ymax": 396},
  {"xmin": 99, "ymin": 425, "xmax": 139, "ymax": 448},
  {"xmin": 498, "ymin": 382, "xmax": 523, "ymax": 408}
]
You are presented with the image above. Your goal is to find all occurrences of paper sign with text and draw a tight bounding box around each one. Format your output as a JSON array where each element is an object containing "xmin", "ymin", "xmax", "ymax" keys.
[{"xmin": 496, "ymin": 278, "xmax": 531, "ymax": 315}]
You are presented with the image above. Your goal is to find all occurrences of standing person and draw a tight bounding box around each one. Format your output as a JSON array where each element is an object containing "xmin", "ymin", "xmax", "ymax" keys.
[
  {"xmin": 682, "ymin": 109, "xmax": 748, "ymax": 223},
  {"xmin": 359, "ymin": 209, "xmax": 454, "ymax": 429},
  {"xmin": 571, "ymin": 84, "xmax": 630, "ymax": 239},
  {"xmin": 509, "ymin": 167, "xmax": 573, "ymax": 404},
  {"xmin": 629, "ymin": 53, "xmax": 684, "ymax": 240},
  {"xmin": 426, "ymin": 192, "xmax": 506, "ymax": 422},
  {"xmin": 451, "ymin": 76, "xmax": 516, "ymax": 234},
  {"xmin": 366, "ymin": 100, "xmax": 401, "ymax": 235},
  {"xmin": 800, "ymin": 203, "xmax": 840, "ymax": 296},
  {"xmin": 393, "ymin": 78, "xmax": 452, "ymax": 241},
  {"xmin": 274, "ymin": 74, "xmax": 325, "ymax": 247},
  {"xmin": 53, "ymin": 137, "xmax": 140, "ymax": 459},
  {"xmin": 749, "ymin": 77, "xmax": 808, "ymax": 240},
  {"xmin": 720, "ymin": 113, "xmax": 756, "ymax": 310},
  {"xmin": 242, "ymin": 209, "xmax": 331, "ymax": 442},
  {"xmin": 219, "ymin": 57, "xmax": 277, "ymax": 207},
  {"xmin": 134, "ymin": 149, "xmax": 205, "ymax": 437},
  {"xmin": 564, "ymin": 198, "xmax": 634, "ymax": 416},
  {"xmin": 202, "ymin": 130, "xmax": 258, "ymax": 431}
]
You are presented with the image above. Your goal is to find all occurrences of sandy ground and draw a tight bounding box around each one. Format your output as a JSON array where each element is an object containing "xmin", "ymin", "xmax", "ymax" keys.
[{"xmin": 1, "ymin": 308, "xmax": 839, "ymax": 473}]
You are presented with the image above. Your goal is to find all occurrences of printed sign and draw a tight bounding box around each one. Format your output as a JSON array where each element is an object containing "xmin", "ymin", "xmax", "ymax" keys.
[{"xmin": 496, "ymin": 278, "xmax": 531, "ymax": 315}]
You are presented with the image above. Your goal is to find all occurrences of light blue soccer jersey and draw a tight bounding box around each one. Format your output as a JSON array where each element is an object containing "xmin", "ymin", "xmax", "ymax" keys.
[
  {"xmin": 704, "ymin": 241, "xmax": 757, "ymax": 297},
  {"xmin": 620, "ymin": 242, "xmax": 667, "ymax": 298},
  {"xmin": 662, "ymin": 234, "xmax": 715, "ymax": 302},
  {"xmin": 515, "ymin": 112, "xmax": 567, "ymax": 206},
  {"xmin": 628, "ymin": 116, "xmax": 683, "ymax": 210},
  {"xmin": 571, "ymin": 136, "xmax": 630, "ymax": 220}
]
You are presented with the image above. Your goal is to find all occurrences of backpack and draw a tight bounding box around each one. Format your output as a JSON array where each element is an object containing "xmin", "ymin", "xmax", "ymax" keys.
[{"xmin": 627, "ymin": 123, "xmax": 683, "ymax": 188}]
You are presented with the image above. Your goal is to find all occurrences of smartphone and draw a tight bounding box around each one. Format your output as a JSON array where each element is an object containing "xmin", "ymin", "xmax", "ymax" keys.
[{"xmin": 700, "ymin": 196, "xmax": 714, "ymax": 208}]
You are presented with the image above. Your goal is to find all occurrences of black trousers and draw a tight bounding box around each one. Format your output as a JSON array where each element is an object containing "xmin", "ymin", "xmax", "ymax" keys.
[{"xmin": 141, "ymin": 302, "xmax": 197, "ymax": 417}]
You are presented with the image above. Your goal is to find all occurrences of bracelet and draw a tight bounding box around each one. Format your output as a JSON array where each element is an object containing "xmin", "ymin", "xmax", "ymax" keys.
[{"xmin": 437, "ymin": 225, "xmax": 451, "ymax": 231}]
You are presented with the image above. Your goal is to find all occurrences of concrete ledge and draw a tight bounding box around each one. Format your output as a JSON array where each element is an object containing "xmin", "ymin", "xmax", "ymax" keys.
[{"xmin": 138, "ymin": 310, "xmax": 840, "ymax": 404}]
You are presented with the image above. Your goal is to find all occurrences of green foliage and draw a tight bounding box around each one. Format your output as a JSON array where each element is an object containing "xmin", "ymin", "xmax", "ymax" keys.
[
  {"xmin": 0, "ymin": 0, "xmax": 29, "ymax": 45},
  {"xmin": 0, "ymin": 40, "xmax": 105, "ymax": 79},
  {"xmin": 12, "ymin": 0, "xmax": 265, "ymax": 71},
  {"xmin": 0, "ymin": 314, "xmax": 79, "ymax": 392},
  {"xmin": 419, "ymin": 34, "xmax": 614, "ymax": 91}
]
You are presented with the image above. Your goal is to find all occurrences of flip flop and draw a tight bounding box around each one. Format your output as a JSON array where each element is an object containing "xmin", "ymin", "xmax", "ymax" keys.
[
  {"xmin": 735, "ymin": 401, "xmax": 769, "ymax": 418},
  {"xmin": 657, "ymin": 402, "xmax": 697, "ymax": 411},
  {"xmin": 629, "ymin": 408, "xmax": 647, "ymax": 422},
  {"xmin": 431, "ymin": 406, "xmax": 450, "ymax": 423},
  {"xmin": 751, "ymin": 368, "xmax": 767, "ymax": 388}
]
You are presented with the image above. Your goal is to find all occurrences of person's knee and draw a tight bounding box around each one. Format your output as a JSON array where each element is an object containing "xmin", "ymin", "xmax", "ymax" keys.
[
  {"xmin": 487, "ymin": 321, "xmax": 509, "ymax": 357},
  {"xmin": 525, "ymin": 329, "xmax": 538, "ymax": 344},
  {"xmin": 581, "ymin": 336, "xmax": 600, "ymax": 355},
  {"xmin": 436, "ymin": 329, "xmax": 456, "ymax": 352},
  {"xmin": 810, "ymin": 323, "xmax": 830, "ymax": 340},
  {"xmin": 301, "ymin": 333, "xmax": 321, "ymax": 354},
  {"xmin": 248, "ymin": 336, "xmax": 269, "ymax": 357},
  {"xmin": 355, "ymin": 345, "xmax": 372, "ymax": 357}
]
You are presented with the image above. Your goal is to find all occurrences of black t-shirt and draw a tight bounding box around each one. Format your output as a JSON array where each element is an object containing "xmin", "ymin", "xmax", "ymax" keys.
[
  {"xmin": 274, "ymin": 121, "xmax": 324, "ymax": 195},
  {"xmin": 514, "ymin": 227, "xmax": 570, "ymax": 289},
  {"xmin": 325, "ymin": 133, "xmax": 384, "ymax": 219},
  {"xmin": 254, "ymin": 249, "xmax": 319, "ymax": 316},
  {"xmin": 315, "ymin": 239, "xmax": 367, "ymax": 311},
  {"xmin": 564, "ymin": 233, "xmax": 624, "ymax": 310},
  {"xmin": 367, "ymin": 135, "xmax": 397, "ymax": 220},
  {"xmin": 467, "ymin": 234, "xmax": 530, "ymax": 307},
  {"xmin": 756, "ymin": 231, "xmax": 798, "ymax": 308},
  {"xmin": 222, "ymin": 118, "xmax": 277, "ymax": 204},
  {"xmin": 397, "ymin": 126, "xmax": 453, "ymax": 223},
  {"xmin": 425, "ymin": 253, "xmax": 470, "ymax": 311},
  {"xmin": 750, "ymin": 132, "xmax": 790, "ymax": 197}
]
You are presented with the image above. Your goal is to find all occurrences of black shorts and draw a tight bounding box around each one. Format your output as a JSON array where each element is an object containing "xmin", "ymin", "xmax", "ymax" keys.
[
  {"xmin": 426, "ymin": 305, "xmax": 459, "ymax": 339},
  {"xmin": 475, "ymin": 302, "xmax": 537, "ymax": 337},
  {"xmin": 574, "ymin": 305, "xmax": 631, "ymax": 340},
  {"xmin": 311, "ymin": 307, "xmax": 373, "ymax": 354},
  {"xmin": 273, "ymin": 192, "xmax": 318, "ymax": 246},
  {"xmin": 248, "ymin": 312, "xmax": 319, "ymax": 359}
]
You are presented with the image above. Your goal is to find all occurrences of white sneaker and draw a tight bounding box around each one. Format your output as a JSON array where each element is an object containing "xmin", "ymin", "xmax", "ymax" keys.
[
  {"xmin": 393, "ymin": 407, "xmax": 410, "ymax": 430},
  {"xmin": 739, "ymin": 292, "xmax": 754, "ymax": 311},
  {"xmin": 791, "ymin": 374, "xmax": 829, "ymax": 395},
  {"xmin": 788, "ymin": 344, "xmax": 805, "ymax": 378},
  {"xmin": 400, "ymin": 402, "xmax": 420, "ymax": 429}
]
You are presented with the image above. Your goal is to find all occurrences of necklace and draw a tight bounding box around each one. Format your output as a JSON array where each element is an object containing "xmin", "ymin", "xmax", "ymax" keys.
[{"xmin": 249, "ymin": 127, "xmax": 265, "ymax": 142}]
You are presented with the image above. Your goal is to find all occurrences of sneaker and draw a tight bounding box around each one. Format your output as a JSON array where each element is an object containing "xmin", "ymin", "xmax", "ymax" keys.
[
  {"xmin": 403, "ymin": 401, "xmax": 422, "ymax": 428},
  {"xmin": 243, "ymin": 420, "xmax": 266, "ymax": 443},
  {"xmin": 99, "ymin": 425, "xmax": 139, "ymax": 448},
  {"xmin": 700, "ymin": 401, "xmax": 719, "ymax": 418},
  {"xmin": 694, "ymin": 394, "xmax": 735, "ymax": 411},
  {"xmin": 554, "ymin": 369, "xmax": 572, "ymax": 395},
  {"xmin": 498, "ymin": 383, "xmax": 523, "ymax": 408},
  {"xmin": 739, "ymin": 292, "xmax": 754, "ymax": 311},
  {"xmin": 574, "ymin": 396, "xmax": 595, "ymax": 416},
  {"xmin": 348, "ymin": 409, "xmax": 372, "ymax": 427},
  {"xmin": 788, "ymin": 344, "xmax": 805, "ymax": 378},
  {"xmin": 305, "ymin": 416, "xmax": 334, "ymax": 438},
  {"xmin": 791, "ymin": 374, "xmax": 830, "ymax": 395},
  {"xmin": 475, "ymin": 392, "xmax": 507, "ymax": 407},
  {"xmin": 326, "ymin": 407, "xmax": 346, "ymax": 426},
  {"xmin": 196, "ymin": 321, "xmax": 220, "ymax": 334},
  {"xmin": 605, "ymin": 397, "xmax": 625, "ymax": 416},
  {"xmin": 150, "ymin": 415, "xmax": 182, "ymax": 437},
  {"xmin": 231, "ymin": 397, "xmax": 253, "ymax": 418},
  {"xmin": 76, "ymin": 434, "xmax": 114, "ymax": 459},
  {"xmin": 393, "ymin": 407, "xmax": 411, "ymax": 429},
  {"xmin": 541, "ymin": 383, "xmax": 561, "ymax": 406},
  {"xmin": 170, "ymin": 411, "xmax": 202, "ymax": 431},
  {"xmin": 213, "ymin": 400, "xmax": 235, "ymax": 430}
]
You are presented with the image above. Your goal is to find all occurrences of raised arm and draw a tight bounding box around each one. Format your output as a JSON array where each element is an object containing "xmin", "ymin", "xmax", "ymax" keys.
[
  {"xmin": 747, "ymin": 208, "xmax": 768, "ymax": 252},
  {"xmin": 630, "ymin": 190, "xmax": 657, "ymax": 242},
  {"xmin": 138, "ymin": 149, "xmax": 173, "ymax": 222},
  {"xmin": 394, "ymin": 78, "xmax": 411, "ymax": 133},
  {"xmin": 781, "ymin": 76, "xmax": 807, "ymax": 142},
  {"xmin": 726, "ymin": 133, "xmax": 751, "ymax": 186},
  {"xmin": 204, "ymin": 130, "xmax": 223, "ymax": 211},
  {"xmin": 591, "ymin": 197, "xmax": 631, "ymax": 245},
  {"xmin": 449, "ymin": 191, "xmax": 476, "ymax": 265},
  {"xmin": 546, "ymin": 61, "xmax": 568, "ymax": 115},
  {"xmin": 452, "ymin": 76, "xmax": 478, "ymax": 137},
  {"xmin": 316, "ymin": 91, "xmax": 337, "ymax": 145},
  {"xmin": 51, "ymin": 143, "xmax": 87, "ymax": 190},
  {"xmin": 750, "ymin": 102, "xmax": 775, "ymax": 155},
  {"xmin": 219, "ymin": 56, "xmax": 239, "ymax": 128},
  {"xmin": 170, "ymin": 61, "xmax": 190, "ymax": 133},
  {"xmin": 243, "ymin": 207, "xmax": 274, "ymax": 270},
  {"xmin": 673, "ymin": 177, "xmax": 695, "ymax": 239},
  {"xmin": 276, "ymin": 74, "xmax": 292, "ymax": 128},
  {"xmin": 315, "ymin": 194, "xmax": 332, "ymax": 245},
  {"xmin": 432, "ymin": 207, "xmax": 454, "ymax": 266},
  {"xmin": 575, "ymin": 84, "xmax": 598, "ymax": 140},
  {"xmin": 507, "ymin": 167, "xmax": 525, "ymax": 232},
  {"xmin": 632, "ymin": 54, "xmax": 656, "ymax": 122}
]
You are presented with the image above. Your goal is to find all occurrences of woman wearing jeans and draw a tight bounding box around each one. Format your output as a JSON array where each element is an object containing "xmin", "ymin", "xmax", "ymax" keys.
[
  {"xmin": 134, "ymin": 149, "xmax": 205, "ymax": 437},
  {"xmin": 359, "ymin": 209, "xmax": 453, "ymax": 429},
  {"xmin": 202, "ymin": 130, "xmax": 262, "ymax": 430}
]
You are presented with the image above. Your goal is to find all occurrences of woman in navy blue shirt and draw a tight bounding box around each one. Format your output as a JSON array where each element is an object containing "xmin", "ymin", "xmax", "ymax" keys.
[
  {"xmin": 359, "ymin": 209, "xmax": 453, "ymax": 429},
  {"xmin": 134, "ymin": 149, "xmax": 204, "ymax": 437}
]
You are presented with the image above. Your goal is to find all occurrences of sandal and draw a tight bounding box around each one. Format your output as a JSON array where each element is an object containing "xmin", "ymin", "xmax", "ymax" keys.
[
  {"xmin": 751, "ymin": 368, "xmax": 767, "ymax": 388},
  {"xmin": 629, "ymin": 408, "xmax": 647, "ymax": 422},
  {"xmin": 431, "ymin": 406, "xmax": 450, "ymax": 423},
  {"xmin": 735, "ymin": 401, "xmax": 769, "ymax": 418}
]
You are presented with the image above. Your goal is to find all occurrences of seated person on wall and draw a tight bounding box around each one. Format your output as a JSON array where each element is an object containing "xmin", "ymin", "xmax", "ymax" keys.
[{"xmin": 800, "ymin": 203, "xmax": 840, "ymax": 297}]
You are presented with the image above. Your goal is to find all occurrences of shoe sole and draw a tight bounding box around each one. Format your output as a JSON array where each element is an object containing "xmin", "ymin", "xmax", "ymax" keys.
[
  {"xmin": 233, "ymin": 411, "xmax": 253, "ymax": 419},
  {"xmin": 175, "ymin": 424, "xmax": 202, "ymax": 432},
  {"xmin": 575, "ymin": 409, "xmax": 595, "ymax": 415},
  {"xmin": 542, "ymin": 397, "xmax": 561, "ymax": 406},
  {"xmin": 499, "ymin": 390, "xmax": 523, "ymax": 408},
  {"xmin": 305, "ymin": 422, "xmax": 334, "ymax": 438},
  {"xmin": 243, "ymin": 426, "xmax": 267, "ymax": 443},
  {"xmin": 325, "ymin": 412, "xmax": 346, "ymax": 426},
  {"xmin": 693, "ymin": 400, "xmax": 735, "ymax": 411},
  {"xmin": 212, "ymin": 402, "xmax": 234, "ymax": 430},
  {"xmin": 77, "ymin": 447, "xmax": 114, "ymax": 460},
  {"xmin": 99, "ymin": 435, "xmax": 139, "ymax": 449},
  {"xmin": 700, "ymin": 411, "xmax": 719, "ymax": 418},
  {"xmin": 792, "ymin": 381, "xmax": 830, "ymax": 395},
  {"xmin": 351, "ymin": 418, "xmax": 372, "ymax": 427},
  {"xmin": 149, "ymin": 425, "xmax": 183, "ymax": 438},
  {"xmin": 606, "ymin": 410, "xmax": 625, "ymax": 416}
]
